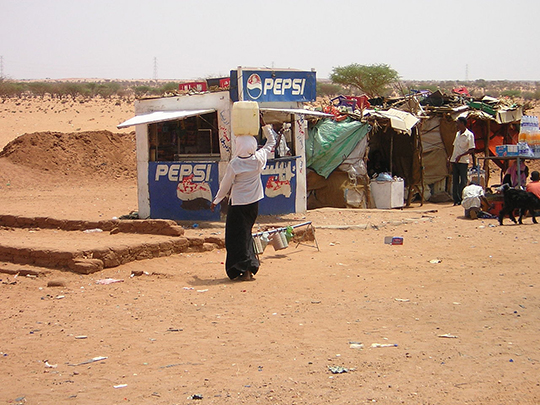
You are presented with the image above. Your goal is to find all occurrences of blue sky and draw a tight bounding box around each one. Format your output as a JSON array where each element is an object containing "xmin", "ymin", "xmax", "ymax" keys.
[{"xmin": 2, "ymin": 0, "xmax": 539, "ymax": 81}]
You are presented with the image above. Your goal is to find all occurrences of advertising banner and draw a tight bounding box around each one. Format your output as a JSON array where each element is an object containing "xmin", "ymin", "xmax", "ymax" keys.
[
  {"xmin": 259, "ymin": 157, "xmax": 297, "ymax": 215},
  {"xmin": 231, "ymin": 69, "xmax": 316, "ymax": 103},
  {"xmin": 148, "ymin": 161, "xmax": 220, "ymax": 221}
]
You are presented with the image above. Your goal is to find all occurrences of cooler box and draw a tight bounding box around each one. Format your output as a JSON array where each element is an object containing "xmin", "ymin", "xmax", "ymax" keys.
[{"xmin": 370, "ymin": 179, "xmax": 405, "ymax": 209}]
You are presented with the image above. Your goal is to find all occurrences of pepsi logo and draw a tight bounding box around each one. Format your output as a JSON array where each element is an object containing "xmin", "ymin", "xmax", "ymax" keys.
[{"xmin": 246, "ymin": 73, "xmax": 262, "ymax": 100}]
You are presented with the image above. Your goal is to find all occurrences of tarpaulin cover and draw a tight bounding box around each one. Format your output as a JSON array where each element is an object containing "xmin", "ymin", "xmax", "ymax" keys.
[
  {"xmin": 307, "ymin": 119, "xmax": 371, "ymax": 178},
  {"xmin": 422, "ymin": 148, "xmax": 449, "ymax": 184},
  {"xmin": 419, "ymin": 116, "xmax": 449, "ymax": 185}
]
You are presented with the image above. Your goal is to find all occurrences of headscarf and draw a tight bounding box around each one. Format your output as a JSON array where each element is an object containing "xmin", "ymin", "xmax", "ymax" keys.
[{"xmin": 233, "ymin": 135, "xmax": 257, "ymax": 158}]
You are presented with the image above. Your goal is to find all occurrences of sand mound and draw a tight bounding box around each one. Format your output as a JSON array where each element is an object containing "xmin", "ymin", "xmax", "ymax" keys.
[{"xmin": 0, "ymin": 130, "xmax": 136, "ymax": 179}]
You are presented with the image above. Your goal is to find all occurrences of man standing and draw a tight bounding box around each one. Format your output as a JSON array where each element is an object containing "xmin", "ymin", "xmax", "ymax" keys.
[{"xmin": 449, "ymin": 116, "xmax": 476, "ymax": 205}]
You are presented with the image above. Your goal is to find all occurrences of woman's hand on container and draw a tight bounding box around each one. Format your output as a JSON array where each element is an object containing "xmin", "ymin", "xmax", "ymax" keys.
[{"xmin": 210, "ymin": 202, "xmax": 216, "ymax": 212}]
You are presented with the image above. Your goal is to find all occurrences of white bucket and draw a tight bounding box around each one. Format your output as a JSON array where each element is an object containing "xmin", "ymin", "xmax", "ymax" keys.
[{"xmin": 232, "ymin": 101, "xmax": 259, "ymax": 136}]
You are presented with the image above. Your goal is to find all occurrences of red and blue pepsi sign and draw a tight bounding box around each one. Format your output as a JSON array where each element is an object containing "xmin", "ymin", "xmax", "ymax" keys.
[
  {"xmin": 259, "ymin": 157, "xmax": 297, "ymax": 215},
  {"xmin": 148, "ymin": 161, "xmax": 220, "ymax": 221},
  {"xmin": 230, "ymin": 69, "xmax": 316, "ymax": 103}
]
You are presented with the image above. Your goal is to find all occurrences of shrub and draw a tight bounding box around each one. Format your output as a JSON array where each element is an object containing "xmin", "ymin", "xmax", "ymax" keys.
[{"xmin": 501, "ymin": 89, "xmax": 521, "ymax": 98}]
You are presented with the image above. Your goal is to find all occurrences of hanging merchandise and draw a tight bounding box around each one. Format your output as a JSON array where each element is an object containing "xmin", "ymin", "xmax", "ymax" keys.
[
  {"xmin": 253, "ymin": 236, "xmax": 264, "ymax": 255},
  {"xmin": 280, "ymin": 230, "xmax": 289, "ymax": 247},
  {"xmin": 285, "ymin": 226, "xmax": 294, "ymax": 242},
  {"xmin": 271, "ymin": 230, "xmax": 289, "ymax": 250},
  {"xmin": 261, "ymin": 232, "xmax": 270, "ymax": 250}
]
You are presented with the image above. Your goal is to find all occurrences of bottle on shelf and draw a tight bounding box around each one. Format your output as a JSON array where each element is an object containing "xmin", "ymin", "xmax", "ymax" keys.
[{"xmin": 519, "ymin": 115, "xmax": 529, "ymax": 143}]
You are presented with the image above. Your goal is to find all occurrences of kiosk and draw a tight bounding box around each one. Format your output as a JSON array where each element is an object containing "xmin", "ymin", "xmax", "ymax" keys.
[{"xmin": 118, "ymin": 67, "xmax": 329, "ymax": 221}]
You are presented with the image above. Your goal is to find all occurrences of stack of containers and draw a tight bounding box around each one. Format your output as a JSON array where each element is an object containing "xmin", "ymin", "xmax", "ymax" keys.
[
  {"xmin": 518, "ymin": 115, "xmax": 539, "ymax": 156},
  {"xmin": 532, "ymin": 116, "xmax": 540, "ymax": 156}
]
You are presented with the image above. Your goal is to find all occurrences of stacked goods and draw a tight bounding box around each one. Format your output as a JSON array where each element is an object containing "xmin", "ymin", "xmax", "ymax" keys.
[{"xmin": 518, "ymin": 115, "xmax": 540, "ymax": 156}]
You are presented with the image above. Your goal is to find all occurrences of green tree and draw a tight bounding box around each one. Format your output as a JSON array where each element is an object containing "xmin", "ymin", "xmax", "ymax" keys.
[
  {"xmin": 0, "ymin": 79, "xmax": 26, "ymax": 98},
  {"xmin": 329, "ymin": 63, "xmax": 399, "ymax": 98},
  {"xmin": 160, "ymin": 82, "xmax": 180, "ymax": 93},
  {"xmin": 316, "ymin": 82, "xmax": 346, "ymax": 97},
  {"xmin": 134, "ymin": 85, "xmax": 154, "ymax": 98},
  {"xmin": 96, "ymin": 82, "xmax": 121, "ymax": 99},
  {"xmin": 501, "ymin": 89, "xmax": 521, "ymax": 98},
  {"xmin": 27, "ymin": 82, "xmax": 51, "ymax": 98}
]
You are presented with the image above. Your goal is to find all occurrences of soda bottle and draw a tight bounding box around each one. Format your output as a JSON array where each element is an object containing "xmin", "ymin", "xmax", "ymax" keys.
[
  {"xmin": 533, "ymin": 116, "xmax": 540, "ymax": 146},
  {"xmin": 519, "ymin": 115, "xmax": 528, "ymax": 143}
]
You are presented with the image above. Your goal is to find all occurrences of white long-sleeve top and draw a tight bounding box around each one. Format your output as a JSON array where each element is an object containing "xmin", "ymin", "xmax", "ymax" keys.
[
  {"xmin": 461, "ymin": 184, "xmax": 484, "ymax": 210},
  {"xmin": 212, "ymin": 129, "xmax": 276, "ymax": 206}
]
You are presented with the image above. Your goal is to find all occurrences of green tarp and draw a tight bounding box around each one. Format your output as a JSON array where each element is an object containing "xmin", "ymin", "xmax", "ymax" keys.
[{"xmin": 307, "ymin": 118, "xmax": 371, "ymax": 178}]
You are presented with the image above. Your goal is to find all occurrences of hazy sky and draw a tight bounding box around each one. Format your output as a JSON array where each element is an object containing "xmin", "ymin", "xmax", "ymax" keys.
[{"xmin": 2, "ymin": 0, "xmax": 539, "ymax": 81}]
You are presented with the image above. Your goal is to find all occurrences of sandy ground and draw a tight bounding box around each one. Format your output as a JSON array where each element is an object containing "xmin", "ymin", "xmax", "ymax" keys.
[
  {"xmin": 0, "ymin": 97, "xmax": 539, "ymax": 404},
  {"xmin": 0, "ymin": 96, "xmax": 134, "ymax": 150}
]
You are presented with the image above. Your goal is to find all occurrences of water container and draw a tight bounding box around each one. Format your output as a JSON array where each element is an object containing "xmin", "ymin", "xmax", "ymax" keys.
[{"xmin": 232, "ymin": 101, "xmax": 260, "ymax": 136}]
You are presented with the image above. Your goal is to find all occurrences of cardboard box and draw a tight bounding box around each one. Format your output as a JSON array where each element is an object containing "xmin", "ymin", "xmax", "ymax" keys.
[
  {"xmin": 495, "ymin": 144, "xmax": 518, "ymax": 157},
  {"xmin": 384, "ymin": 236, "xmax": 404, "ymax": 245}
]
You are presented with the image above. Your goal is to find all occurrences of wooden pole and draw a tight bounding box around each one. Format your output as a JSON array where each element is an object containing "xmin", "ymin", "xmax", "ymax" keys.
[
  {"xmin": 390, "ymin": 131, "xmax": 394, "ymax": 175},
  {"xmin": 416, "ymin": 126, "xmax": 424, "ymax": 206},
  {"xmin": 484, "ymin": 120, "xmax": 491, "ymax": 186}
]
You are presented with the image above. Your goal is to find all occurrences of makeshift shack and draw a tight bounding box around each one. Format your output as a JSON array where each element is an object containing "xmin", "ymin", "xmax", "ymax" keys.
[
  {"xmin": 306, "ymin": 106, "xmax": 422, "ymax": 209},
  {"xmin": 305, "ymin": 90, "xmax": 525, "ymax": 209},
  {"xmin": 416, "ymin": 95, "xmax": 522, "ymax": 199}
]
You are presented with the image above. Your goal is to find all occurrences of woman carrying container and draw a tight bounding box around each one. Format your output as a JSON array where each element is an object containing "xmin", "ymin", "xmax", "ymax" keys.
[{"xmin": 210, "ymin": 124, "xmax": 275, "ymax": 281}]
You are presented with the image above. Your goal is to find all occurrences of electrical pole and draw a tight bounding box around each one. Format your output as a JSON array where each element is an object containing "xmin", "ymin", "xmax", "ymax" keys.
[
  {"xmin": 465, "ymin": 64, "xmax": 469, "ymax": 82},
  {"xmin": 0, "ymin": 56, "xmax": 4, "ymax": 78},
  {"xmin": 153, "ymin": 57, "xmax": 158, "ymax": 81}
]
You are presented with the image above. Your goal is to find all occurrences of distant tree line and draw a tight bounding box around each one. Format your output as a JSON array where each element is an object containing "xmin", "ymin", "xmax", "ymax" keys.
[
  {"xmin": 2, "ymin": 74, "xmax": 540, "ymax": 102},
  {"xmin": 0, "ymin": 79, "xmax": 181, "ymax": 100}
]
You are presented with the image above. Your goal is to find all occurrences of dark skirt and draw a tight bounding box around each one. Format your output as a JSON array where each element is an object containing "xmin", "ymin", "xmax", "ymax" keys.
[{"xmin": 225, "ymin": 201, "xmax": 260, "ymax": 280}]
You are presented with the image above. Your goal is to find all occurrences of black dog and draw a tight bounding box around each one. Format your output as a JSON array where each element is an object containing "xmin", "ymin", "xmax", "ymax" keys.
[{"xmin": 498, "ymin": 184, "xmax": 540, "ymax": 225}]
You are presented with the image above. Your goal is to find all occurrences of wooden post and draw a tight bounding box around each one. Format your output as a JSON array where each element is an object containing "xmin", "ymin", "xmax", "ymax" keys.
[
  {"xmin": 390, "ymin": 131, "xmax": 394, "ymax": 175},
  {"xmin": 484, "ymin": 120, "xmax": 490, "ymax": 186},
  {"xmin": 416, "ymin": 127, "xmax": 424, "ymax": 206}
]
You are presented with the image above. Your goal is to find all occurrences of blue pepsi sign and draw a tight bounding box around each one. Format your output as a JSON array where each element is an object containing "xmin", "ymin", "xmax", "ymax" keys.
[
  {"xmin": 259, "ymin": 157, "xmax": 297, "ymax": 215},
  {"xmin": 148, "ymin": 161, "xmax": 220, "ymax": 221},
  {"xmin": 231, "ymin": 69, "xmax": 316, "ymax": 103}
]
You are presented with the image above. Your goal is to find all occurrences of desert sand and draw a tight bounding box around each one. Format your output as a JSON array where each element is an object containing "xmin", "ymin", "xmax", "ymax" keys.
[{"xmin": 0, "ymin": 96, "xmax": 539, "ymax": 404}]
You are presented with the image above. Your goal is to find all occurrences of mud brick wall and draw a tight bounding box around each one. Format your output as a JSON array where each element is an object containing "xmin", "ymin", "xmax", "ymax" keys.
[{"xmin": 0, "ymin": 215, "xmax": 184, "ymax": 236}]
